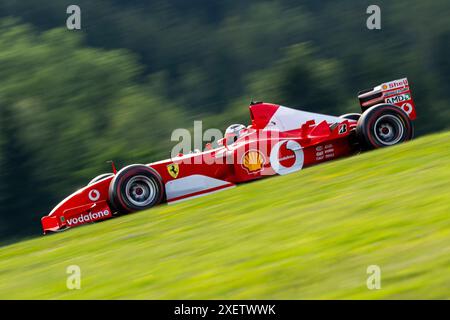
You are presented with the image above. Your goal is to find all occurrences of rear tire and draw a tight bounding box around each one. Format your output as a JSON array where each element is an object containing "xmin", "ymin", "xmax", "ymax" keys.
[
  {"xmin": 109, "ymin": 164, "xmax": 164, "ymax": 214},
  {"xmin": 356, "ymin": 104, "xmax": 413, "ymax": 149}
]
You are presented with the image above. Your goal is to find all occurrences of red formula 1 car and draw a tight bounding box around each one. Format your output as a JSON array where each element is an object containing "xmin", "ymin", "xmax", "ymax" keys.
[{"xmin": 41, "ymin": 78, "xmax": 416, "ymax": 233}]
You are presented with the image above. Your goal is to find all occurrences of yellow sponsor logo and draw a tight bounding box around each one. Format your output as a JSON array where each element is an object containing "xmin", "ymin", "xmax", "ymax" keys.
[
  {"xmin": 167, "ymin": 163, "xmax": 179, "ymax": 178},
  {"xmin": 242, "ymin": 150, "xmax": 264, "ymax": 173}
]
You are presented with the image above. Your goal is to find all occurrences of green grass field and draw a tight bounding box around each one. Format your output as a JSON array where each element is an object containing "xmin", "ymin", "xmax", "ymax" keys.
[{"xmin": 1, "ymin": 131, "xmax": 449, "ymax": 299}]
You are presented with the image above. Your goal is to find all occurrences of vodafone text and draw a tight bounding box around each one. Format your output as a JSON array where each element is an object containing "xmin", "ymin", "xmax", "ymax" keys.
[{"xmin": 66, "ymin": 210, "xmax": 110, "ymax": 226}]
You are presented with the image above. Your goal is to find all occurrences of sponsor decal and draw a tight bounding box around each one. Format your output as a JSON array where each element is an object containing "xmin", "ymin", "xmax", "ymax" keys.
[
  {"xmin": 242, "ymin": 150, "xmax": 265, "ymax": 173},
  {"xmin": 383, "ymin": 87, "xmax": 408, "ymax": 97},
  {"xmin": 66, "ymin": 209, "xmax": 111, "ymax": 226},
  {"xmin": 270, "ymin": 140, "xmax": 304, "ymax": 175},
  {"xmin": 317, "ymin": 144, "xmax": 334, "ymax": 161},
  {"xmin": 401, "ymin": 102, "xmax": 413, "ymax": 115},
  {"xmin": 338, "ymin": 123, "xmax": 347, "ymax": 134},
  {"xmin": 167, "ymin": 163, "xmax": 180, "ymax": 178},
  {"xmin": 383, "ymin": 78, "xmax": 408, "ymax": 90},
  {"xmin": 385, "ymin": 93, "xmax": 411, "ymax": 104},
  {"xmin": 88, "ymin": 189, "xmax": 100, "ymax": 201}
]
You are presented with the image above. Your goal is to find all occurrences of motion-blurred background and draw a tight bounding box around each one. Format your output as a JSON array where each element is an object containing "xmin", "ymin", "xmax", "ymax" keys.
[{"xmin": 0, "ymin": 0, "xmax": 449, "ymax": 242}]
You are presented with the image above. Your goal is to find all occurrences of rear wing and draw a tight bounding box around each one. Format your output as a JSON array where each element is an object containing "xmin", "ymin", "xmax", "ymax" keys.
[{"xmin": 357, "ymin": 78, "xmax": 416, "ymax": 120}]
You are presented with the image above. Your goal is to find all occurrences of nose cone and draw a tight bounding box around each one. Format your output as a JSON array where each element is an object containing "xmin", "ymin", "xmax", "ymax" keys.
[
  {"xmin": 41, "ymin": 215, "xmax": 61, "ymax": 234},
  {"xmin": 41, "ymin": 175, "xmax": 114, "ymax": 233}
]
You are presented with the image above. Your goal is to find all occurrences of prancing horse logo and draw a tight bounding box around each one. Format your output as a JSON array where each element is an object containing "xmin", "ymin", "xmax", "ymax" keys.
[{"xmin": 167, "ymin": 163, "xmax": 180, "ymax": 179}]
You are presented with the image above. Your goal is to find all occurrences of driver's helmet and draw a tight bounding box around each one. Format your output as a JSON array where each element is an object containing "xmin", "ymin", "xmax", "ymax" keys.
[{"xmin": 225, "ymin": 124, "xmax": 246, "ymax": 144}]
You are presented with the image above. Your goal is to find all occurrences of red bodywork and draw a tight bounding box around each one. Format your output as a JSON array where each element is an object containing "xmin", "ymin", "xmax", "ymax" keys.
[{"xmin": 41, "ymin": 78, "xmax": 416, "ymax": 233}]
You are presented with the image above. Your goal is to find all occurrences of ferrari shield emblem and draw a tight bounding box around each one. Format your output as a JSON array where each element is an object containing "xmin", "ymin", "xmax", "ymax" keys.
[{"xmin": 167, "ymin": 163, "xmax": 179, "ymax": 178}]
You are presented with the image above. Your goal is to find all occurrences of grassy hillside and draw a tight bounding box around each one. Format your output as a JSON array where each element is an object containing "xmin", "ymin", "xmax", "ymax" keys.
[{"xmin": 0, "ymin": 131, "xmax": 449, "ymax": 299}]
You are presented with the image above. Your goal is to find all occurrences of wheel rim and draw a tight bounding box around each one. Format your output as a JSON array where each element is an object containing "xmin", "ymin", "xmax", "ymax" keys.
[
  {"xmin": 373, "ymin": 114, "xmax": 404, "ymax": 145},
  {"xmin": 124, "ymin": 175, "xmax": 157, "ymax": 207}
]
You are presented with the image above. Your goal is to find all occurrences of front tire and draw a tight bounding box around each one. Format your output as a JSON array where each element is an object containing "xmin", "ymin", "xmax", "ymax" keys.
[
  {"xmin": 109, "ymin": 164, "xmax": 164, "ymax": 214},
  {"xmin": 356, "ymin": 104, "xmax": 413, "ymax": 149}
]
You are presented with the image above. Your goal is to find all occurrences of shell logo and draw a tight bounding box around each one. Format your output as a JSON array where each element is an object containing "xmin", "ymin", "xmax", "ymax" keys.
[{"xmin": 242, "ymin": 150, "xmax": 264, "ymax": 173}]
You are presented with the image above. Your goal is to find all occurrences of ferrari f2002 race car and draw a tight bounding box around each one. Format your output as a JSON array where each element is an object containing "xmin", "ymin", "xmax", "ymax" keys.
[{"xmin": 41, "ymin": 78, "xmax": 416, "ymax": 233}]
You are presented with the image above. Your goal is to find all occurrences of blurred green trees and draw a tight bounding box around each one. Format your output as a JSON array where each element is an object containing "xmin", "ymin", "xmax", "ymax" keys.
[
  {"xmin": 0, "ymin": 0, "xmax": 449, "ymax": 240},
  {"xmin": 0, "ymin": 20, "xmax": 183, "ymax": 239},
  {"xmin": 247, "ymin": 44, "xmax": 345, "ymax": 114}
]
